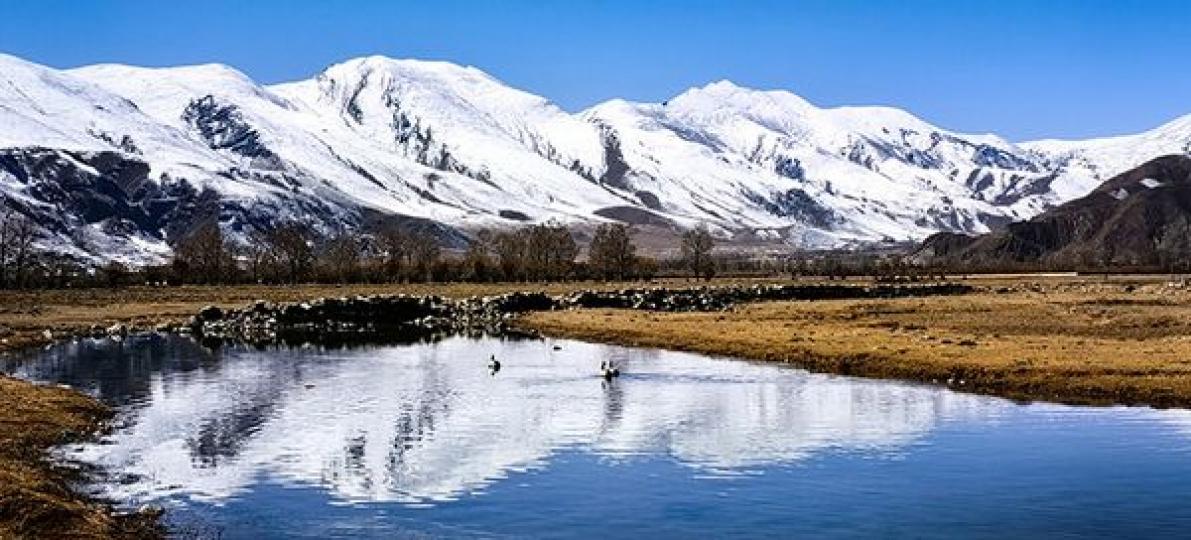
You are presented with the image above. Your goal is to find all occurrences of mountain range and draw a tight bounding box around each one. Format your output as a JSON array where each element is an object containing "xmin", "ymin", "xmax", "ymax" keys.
[{"xmin": 1, "ymin": 52, "xmax": 1189, "ymax": 262}]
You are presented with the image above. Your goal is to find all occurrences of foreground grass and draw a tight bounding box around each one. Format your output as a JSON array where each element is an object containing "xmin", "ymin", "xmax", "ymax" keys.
[
  {"xmin": 0, "ymin": 378, "xmax": 159, "ymax": 538},
  {"xmin": 520, "ymin": 280, "xmax": 1191, "ymax": 407}
]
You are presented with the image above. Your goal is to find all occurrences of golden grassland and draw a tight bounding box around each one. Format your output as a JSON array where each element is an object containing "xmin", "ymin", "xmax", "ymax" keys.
[{"xmin": 519, "ymin": 280, "xmax": 1191, "ymax": 408}]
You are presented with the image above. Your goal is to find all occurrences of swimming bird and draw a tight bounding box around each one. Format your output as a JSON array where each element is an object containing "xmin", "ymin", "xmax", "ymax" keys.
[
  {"xmin": 601, "ymin": 360, "xmax": 620, "ymax": 380},
  {"xmin": 488, "ymin": 354, "xmax": 501, "ymax": 374}
]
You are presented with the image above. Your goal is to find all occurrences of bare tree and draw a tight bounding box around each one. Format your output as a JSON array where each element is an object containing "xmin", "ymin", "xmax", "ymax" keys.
[
  {"xmin": 588, "ymin": 223, "xmax": 637, "ymax": 281},
  {"xmin": 375, "ymin": 226, "xmax": 410, "ymax": 282},
  {"xmin": 318, "ymin": 228, "xmax": 364, "ymax": 283},
  {"xmin": 243, "ymin": 230, "xmax": 277, "ymax": 283},
  {"xmin": 0, "ymin": 208, "xmax": 41, "ymax": 289},
  {"xmin": 172, "ymin": 221, "xmax": 232, "ymax": 284},
  {"xmin": 267, "ymin": 222, "xmax": 315, "ymax": 284},
  {"xmin": 525, "ymin": 222, "xmax": 577, "ymax": 281},
  {"xmin": 0, "ymin": 207, "xmax": 17, "ymax": 288},
  {"xmin": 493, "ymin": 229, "xmax": 528, "ymax": 281},
  {"xmin": 680, "ymin": 224, "xmax": 716, "ymax": 281},
  {"xmin": 99, "ymin": 260, "xmax": 129, "ymax": 289},
  {"xmin": 406, "ymin": 230, "xmax": 441, "ymax": 282},
  {"xmin": 463, "ymin": 229, "xmax": 496, "ymax": 282}
]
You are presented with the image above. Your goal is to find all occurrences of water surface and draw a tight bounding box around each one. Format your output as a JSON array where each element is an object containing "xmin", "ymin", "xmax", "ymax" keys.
[{"xmin": 8, "ymin": 335, "xmax": 1191, "ymax": 538}]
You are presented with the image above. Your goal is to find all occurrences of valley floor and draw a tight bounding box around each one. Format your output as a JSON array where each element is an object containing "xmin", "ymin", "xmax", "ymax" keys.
[
  {"xmin": 521, "ymin": 277, "xmax": 1191, "ymax": 408},
  {"xmin": 3, "ymin": 275, "xmax": 1191, "ymax": 535}
]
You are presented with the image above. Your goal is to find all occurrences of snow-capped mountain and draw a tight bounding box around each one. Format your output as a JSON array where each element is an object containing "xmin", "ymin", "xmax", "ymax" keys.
[{"xmin": 1, "ymin": 52, "xmax": 1188, "ymax": 261}]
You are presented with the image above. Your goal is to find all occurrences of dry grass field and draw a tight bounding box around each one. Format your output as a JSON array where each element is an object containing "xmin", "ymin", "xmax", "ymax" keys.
[{"xmin": 521, "ymin": 279, "xmax": 1191, "ymax": 407}]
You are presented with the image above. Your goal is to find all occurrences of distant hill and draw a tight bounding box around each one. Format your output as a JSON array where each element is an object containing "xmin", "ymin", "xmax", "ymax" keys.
[{"xmin": 912, "ymin": 155, "xmax": 1191, "ymax": 269}]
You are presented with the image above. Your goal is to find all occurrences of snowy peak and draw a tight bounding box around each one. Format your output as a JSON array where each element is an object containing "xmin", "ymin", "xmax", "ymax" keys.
[
  {"xmin": 274, "ymin": 55, "xmax": 607, "ymax": 181},
  {"xmin": 0, "ymin": 53, "xmax": 154, "ymax": 149},
  {"xmin": 68, "ymin": 62, "xmax": 294, "ymax": 121},
  {"xmin": 664, "ymin": 80, "xmax": 818, "ymax": 139},
  {"xmin": 668, "ymin": 80, "xmax": 815, "ymax": 117}
]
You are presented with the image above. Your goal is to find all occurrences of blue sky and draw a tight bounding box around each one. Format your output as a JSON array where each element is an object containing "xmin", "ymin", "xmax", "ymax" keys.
[{"xmin": 1, "ymin": 0, "xmax": 1188, "ymax": 140}]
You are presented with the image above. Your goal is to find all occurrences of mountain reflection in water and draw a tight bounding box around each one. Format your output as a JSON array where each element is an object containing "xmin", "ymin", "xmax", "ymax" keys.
[{"xmin": 8, "ymin": 335, "xmax": 1004, "ymax": 506}]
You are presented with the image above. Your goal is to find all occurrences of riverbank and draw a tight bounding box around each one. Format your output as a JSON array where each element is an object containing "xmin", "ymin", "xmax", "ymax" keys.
[
  {"xmin": 0, "ymin": 377, "xmax": 160, "ymax": 538},
  {"xmin": 519, "ymin": 280, "xmax": 1191, "ymax": 408}
]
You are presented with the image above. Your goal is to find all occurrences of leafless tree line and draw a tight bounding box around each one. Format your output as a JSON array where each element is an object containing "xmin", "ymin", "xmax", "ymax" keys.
[{"xmin": 163, "ymin": 220, "xmax": 670, "ymax": 286}]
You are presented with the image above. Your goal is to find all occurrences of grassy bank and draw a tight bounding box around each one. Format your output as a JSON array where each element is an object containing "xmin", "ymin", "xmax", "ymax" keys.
[
  {"xmin": 0, "ymin": 377, "xmax": 160, "ymax": 538},
  {"xmin": 519, "ymin": 280, "xmax": 1191, "ymax": 407}
]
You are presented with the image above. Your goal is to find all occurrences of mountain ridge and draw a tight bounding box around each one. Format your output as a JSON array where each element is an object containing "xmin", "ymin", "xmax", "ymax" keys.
[{"xmin": 1, "ymin": 52, "xmax": 1188, "ymax": 262}]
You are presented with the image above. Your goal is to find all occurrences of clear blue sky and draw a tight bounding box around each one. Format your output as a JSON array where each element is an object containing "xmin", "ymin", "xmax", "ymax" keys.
[{"xmin": 1, "ymin": 0, "xmax": 1188, "ymax": 140}]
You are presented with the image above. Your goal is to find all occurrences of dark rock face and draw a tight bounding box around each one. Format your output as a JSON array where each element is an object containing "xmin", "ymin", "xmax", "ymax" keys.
[
  {"xmin": 635, "ymin": 190, "xmax": 663, "ymax": 211},
  {"xmin": 913, "ymin": 232, "xmax": 979, "ymax": 261},
  {"xmin": 746, "ymin": 188, "xmax": 837, "ymax": 227},
  {"xmin": 0, "ymin": 147, "xmax": 221, "ymax": 248},
  {"xmin": 772, "ymin": 155, "xmax": 804, "ymax": 180},
  {"xmin": 971, "ymin": 143, "xmax": 1040, "ymax": 173},
  {"xmin": 593, "ymin": 206, "xmax": 675, "ymax": 227},
  {"xmin": 383, "ymin": 90, "xmax": 491, "ymax": 185},
  {"xmin": 912, "ymin": 155, "xmax": 1191, "ymax": 267},
  {"xmin": 183, "ymin": 95, "xmax": 283, "ymax": 169},
  {"xmin": 597, "ymin": 126, "xmax": 633, "ymax": 191},
  {"xmin": 0, "ymin": 146, "xmax": 377, "ymax": 256},
  {"xmin": 498, "ymin": 209, "xmax": 532, "ymax": 221},
  {"xmin": 359, "ymin": 209, "xmax": 470, "ymax": 250}
]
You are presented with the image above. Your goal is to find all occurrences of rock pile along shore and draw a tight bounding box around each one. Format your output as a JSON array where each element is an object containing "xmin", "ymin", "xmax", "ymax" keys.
[{"xmin": 183, "ymin": 283, "xmax": 974, "ymax": 346}]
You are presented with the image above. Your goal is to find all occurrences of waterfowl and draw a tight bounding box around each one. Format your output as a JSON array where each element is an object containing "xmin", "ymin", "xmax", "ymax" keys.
[
  {"xmin": 488, "ymin": 354, "xmax": 501, "ymax": 373},
  {"xmin": 601, "ymin": 360, "xmax": 620, "ymax": 380}
]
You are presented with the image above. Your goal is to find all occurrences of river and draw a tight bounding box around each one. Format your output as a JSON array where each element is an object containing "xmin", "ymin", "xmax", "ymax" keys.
[{"xmin": 7, "ymin": 334, "xmax": 1191, "ymax": 538}]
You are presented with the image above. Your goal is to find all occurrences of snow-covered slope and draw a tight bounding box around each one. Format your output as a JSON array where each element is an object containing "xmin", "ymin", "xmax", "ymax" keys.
[
  {"xmin": 0, "ymin": 52, "xmax": 1188, "ymax": 261},
  {"xmin": 1022, "ymin": 114, "xmax": 1191, "ymax": 200}
]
